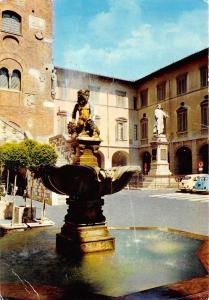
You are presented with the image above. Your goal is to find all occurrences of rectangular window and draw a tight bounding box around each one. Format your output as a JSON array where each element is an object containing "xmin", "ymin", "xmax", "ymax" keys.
[
  {"xmin": 157, "ymin": 82, "xmax": 166, "ymax": 101},
  {"xmin": 177, "ymin": 109, "xmax": 187, "ymax": 132},
  {"xmin": 201, "ymin": 101, "xmax": 209, "ymax": 128},
  {"xmin": 141, "ymin": 122, "xmax": 147, "ymax": 139},
  {"xmin": 115, "ymin": 90, "xmax": 126, "ymax": 107},
  {"xmin": 133, "ymin": 97, "xmax": 137, "ymax": 110},
  {"xmin": 116, "ymin": 119, "xmax": 127, "ymax": 141},
  {"xmin": 140, "ymin": 89, "xmax": 148, "ymax": 107},
  {"xmin": 140, "ymin": 118, "xmax": 148, "ymax": 139},
  {"xmin": 200, "ymin": 66, "xmax": 208, "ymax": 87},
  {"xmin": 134, "ymin": 124, "xmax": 138, "ymax": 140},
  {"xmin": 176, "ymin": 74, "xmax": 187, "ymax": 95},
  {"xmin": 201, "ymin": 106, "xmax": 208, "ymax": 127}
]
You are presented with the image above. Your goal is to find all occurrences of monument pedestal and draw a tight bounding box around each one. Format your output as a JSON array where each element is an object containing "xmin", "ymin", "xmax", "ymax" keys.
[
  {"xmin": 149, "ymin": 134, "xmax": 171, "ymax": 176},
  {"xmin": 143, "ymin": 134, "xmax": 178, "ymax": 188}
]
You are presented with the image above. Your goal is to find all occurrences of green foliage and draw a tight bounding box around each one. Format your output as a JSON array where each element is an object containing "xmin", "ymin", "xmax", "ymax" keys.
[
  {"xmin": 30, "ymin": 144, "xmax": 58, "ymax": 168},
  {"xmin": 0, "ymin": 143, "xmax": 29, "ymax": 170},
  {"xmin": 0, "ymin": 177, "xmax": 5, "ymax": 198},
  {"xmin": 0, "ymin": 140, "xmax": 57, "ymax": 171},
  {"xmin": 20, "ymin": 139, "xmax": 38, "ymax": 156}
]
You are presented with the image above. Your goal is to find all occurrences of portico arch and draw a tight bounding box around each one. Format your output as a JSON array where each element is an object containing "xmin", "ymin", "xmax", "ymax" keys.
[
  {"xmin": 112, "ymin": 151, "xmax": 128, "ymax": 167},
  {"xmin": 175, "ymin": 146, "xmax": 192, "ymax": 174},
  {"xmin": 141, "ymin": 151, "xmax": 151, "ymax": 174},
  {"xmin": 198, "ymin": 144, "xmax": 208, "ymax": 174}
]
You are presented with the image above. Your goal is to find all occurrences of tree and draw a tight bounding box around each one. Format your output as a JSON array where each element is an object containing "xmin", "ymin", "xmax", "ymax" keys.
[
  {"xmin": 0, "ymin": 142, "xmax": 29, "ymax": 170},
  {"xmin": 0, "ymin": 141, "xmax": 57, "ymax": 196},
  {"xmin": 30, "ymin": 143, "xmax": 58, "ymax": 169}
]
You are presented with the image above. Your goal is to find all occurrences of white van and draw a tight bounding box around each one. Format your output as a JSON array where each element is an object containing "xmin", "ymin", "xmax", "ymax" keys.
[{"xmin": 179, "ymin": 174, "xmax": 207, "ymax": 192}]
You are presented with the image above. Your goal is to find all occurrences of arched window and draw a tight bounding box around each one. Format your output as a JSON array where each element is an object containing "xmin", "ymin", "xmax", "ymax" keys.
[
  {"xmin": 201, "ymin": 98, "xmax": 208, "ymax": 129},
  {"xmin": 177, "ymin": 107, "xmax": 187, "ymax": 132},
  {"xmin": 11, "ymin": 70, "xmax": 21, "ymax": 90},
  {"xmin": 2, "ymin": 11, "xmax": 21, "ymax": 35},
  {"xmin": 0, "ymin": 68, "xmax": 9, "ymax": 89}
]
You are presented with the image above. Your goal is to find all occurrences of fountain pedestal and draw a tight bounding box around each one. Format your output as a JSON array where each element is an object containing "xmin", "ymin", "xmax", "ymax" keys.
[
  {"xmin": 56, "ymin": 197, "xmax": 115, "ymax": 254},
  {"xmin": 56, "ymin": 135, "xmax": 115, "ymax": 254},
  {"xmin": 68, "ymin": 136, "xmax": 101, "ymax": 167}
]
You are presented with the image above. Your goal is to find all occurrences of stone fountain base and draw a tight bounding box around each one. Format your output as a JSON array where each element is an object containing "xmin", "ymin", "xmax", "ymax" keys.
[
  {"xmin": 56, "ymin": 197, "xmax": 115, "ymax": 255},
  {"xmin": 56, "ymin": 224, "xmax": 115, "ymax": 254}
]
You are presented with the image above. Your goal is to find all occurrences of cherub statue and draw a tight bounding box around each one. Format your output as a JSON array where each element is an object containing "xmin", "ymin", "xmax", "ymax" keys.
[{"xmin": 68, "ymin": 89, "xmax": 100, "ymax": 137}]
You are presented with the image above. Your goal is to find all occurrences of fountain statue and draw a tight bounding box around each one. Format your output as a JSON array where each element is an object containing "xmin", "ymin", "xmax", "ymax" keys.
[{"xmin": 35, "ymin": 89, "xmax": 140, "ymax": 255}]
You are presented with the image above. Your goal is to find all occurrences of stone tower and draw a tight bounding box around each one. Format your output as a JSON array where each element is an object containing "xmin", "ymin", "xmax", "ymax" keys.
[{"xmin": 0, "ymin": 0, "xmax": 54, "ymax": 142}]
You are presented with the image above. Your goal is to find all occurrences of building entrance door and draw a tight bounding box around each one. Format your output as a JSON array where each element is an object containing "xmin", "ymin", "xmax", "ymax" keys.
[{"xmin": 175, "ymin": 147, "xmax": 192, "ymax": 174}]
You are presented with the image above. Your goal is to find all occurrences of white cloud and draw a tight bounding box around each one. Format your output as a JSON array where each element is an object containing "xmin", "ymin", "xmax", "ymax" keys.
[{"xmin": 64, "ymin": 5, "xmax": 208, "ymax": 80}]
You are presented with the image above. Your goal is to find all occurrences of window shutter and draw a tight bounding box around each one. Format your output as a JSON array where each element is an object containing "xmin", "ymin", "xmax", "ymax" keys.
[
  {"xmin": 0, "ymin": 69, "xmax": 9, "ymax": 88},
  {"xmin": 11, "ymin": 15, "xmax": 20, "ymax": 34},
  {"xmin": 2, "ymin": 11, "xmax": 21, "ymax": 34},
  {"xmin": 2, "ymin": 13, "xmax": 10, "ymax": 32},
  {"xmin": 123, "ymin": 122, "xmax": 127, "ymax": 140},
  {"xmin": 11, "ymin": 70, "xmax": 21, "ymax": 90},
  {"xmin": 115, "ymin": 123, "xmax": 118, "ymax": 141}
]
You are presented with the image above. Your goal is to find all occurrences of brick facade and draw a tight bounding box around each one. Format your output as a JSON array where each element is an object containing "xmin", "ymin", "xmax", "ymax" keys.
[{"xmin": 0, "ymin": 0, "xmax": 54, "ymax": 141}]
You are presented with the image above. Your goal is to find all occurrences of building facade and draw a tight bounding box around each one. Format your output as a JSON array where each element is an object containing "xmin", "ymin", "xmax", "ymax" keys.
[
  {"xmin": 135, "ymin": 49, "xmax": 208, "ymax": 175},
  {"xmin": 53, "ymin": 49, "xmax": 208, "ymax": 174},
  {"xmin": 0, "ymin": 0, "xmax": 54, "ymax": 143}
]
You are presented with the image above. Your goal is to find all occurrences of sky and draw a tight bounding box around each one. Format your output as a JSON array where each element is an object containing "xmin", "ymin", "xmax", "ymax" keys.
[{"xmin": 53, "ymin": 0, "xmax": 208, "ymax": 81}]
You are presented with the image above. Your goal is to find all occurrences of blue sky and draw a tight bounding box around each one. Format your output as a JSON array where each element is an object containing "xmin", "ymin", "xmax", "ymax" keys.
[{"xmin": 53, "ymin": 0, "xmax": 208, "ymax": 80}]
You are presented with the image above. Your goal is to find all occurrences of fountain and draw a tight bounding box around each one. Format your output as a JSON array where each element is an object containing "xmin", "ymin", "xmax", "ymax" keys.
[{"xmin": 35, "ymin": 89, "xmax": 140, "ymax": 254}]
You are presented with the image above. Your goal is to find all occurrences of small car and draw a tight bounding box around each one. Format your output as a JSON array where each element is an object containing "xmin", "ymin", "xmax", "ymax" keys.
[
  {"xmin": 193, "ymin": 174, "xmax": 209, "ymax": 193},
  {"xmin": 179, "ymin": 174, "xmax": 207, "ymax": 192}
]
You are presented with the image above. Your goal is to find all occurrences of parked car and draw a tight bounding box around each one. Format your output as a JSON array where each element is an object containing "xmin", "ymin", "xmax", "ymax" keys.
[
  {"xmin": 193, "ymin": 174, "xmax": 209, "ymax": 193},
  {"xmin": 179, "ymin": 174, "xmax": 207, "ymax": 192}
]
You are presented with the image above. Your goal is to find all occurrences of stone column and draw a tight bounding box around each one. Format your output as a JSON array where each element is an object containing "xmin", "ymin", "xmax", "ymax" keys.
[{"xmin": 192, "ymin": 139, "xmax": 197, "ymax": 173}]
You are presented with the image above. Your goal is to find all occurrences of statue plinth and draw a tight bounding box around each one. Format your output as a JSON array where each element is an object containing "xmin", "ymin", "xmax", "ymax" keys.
[{"xmin": 149, "ymin": 134, "xmax": 171, "ymax": 176}]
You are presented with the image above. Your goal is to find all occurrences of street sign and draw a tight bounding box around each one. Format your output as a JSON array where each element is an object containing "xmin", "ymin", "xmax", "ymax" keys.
[{"xmin": 198, "ymin": 161, "xmax": 204, "ymax": 168}]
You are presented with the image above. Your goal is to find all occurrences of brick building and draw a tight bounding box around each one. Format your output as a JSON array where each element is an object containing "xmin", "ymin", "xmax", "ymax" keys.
[{"xmin": 0, "ymin": 0, "xmax": 54, "ymax": 143}]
